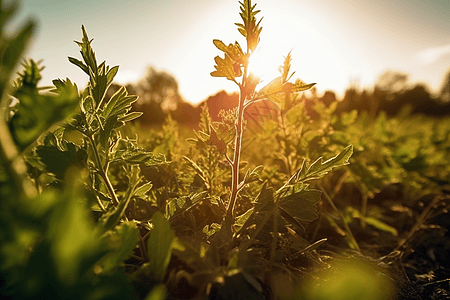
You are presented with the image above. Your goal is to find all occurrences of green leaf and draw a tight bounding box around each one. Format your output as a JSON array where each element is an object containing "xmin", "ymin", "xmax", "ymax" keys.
[
  {"xmin": 278, "ymin": 189, "xmax": 322, "ymax": 223},
  {"xmin": 235, "ymin": 0, "xmax": 263, "ymax": 52},
  {"xmin": 134, "ymin": 181, "xmax": 153, "ymax": 198},
  {"xmin": 346, "ymin": 206, "xmax": 398, "ymax": 236},
  {"xmin": 202, "ymin": 222, "xmax": 222, "ymax": 238},
  {"xmin": 106, "ymin": 65, "xmax": 119, "ymax": 85},
  {"xmin": 15, "ymin": 59, "xmax": 44, "ymax": 90},
  {"xmin": 144, "ymin": 284, "xmax": 167, "ymax": 300},
  {"xmin": 242, "ymin": 165, "xmax": 263, "ymax": 185},
  {"xmin": 208, "ymin": 125, "xmax": 227, "ymax": 154},
  {"xmin": 30, "ymin": 179, "xmax": 107, "ymax": 288},
  {"xmin": 72, "ymin": 25, "xmax": 97, "ymax": 75},
  {"xmin": 99, "ymin": 181, "xmax": 136, "ymax": 234},
  {"xmin": 100, "ymin": 114, "xmax": 118, "ymax": 149},
  {"xmin": 234, "ymin": 208, "xmax": 254, "ymax": 232},
  {"xmin": 211, "ymin": 53, "xmax": 242, "ymax": 80},
  {"xmin": 118, "ymin": 111, "xmax": 143, "ymax": 123},
  {"xmin": 295, "ymin": 145, "xmax": 353, "ymax": 183},
  {"xmin": 10, "ymin": 82, "xmax": 79, "ymax": 150},
  {"xmin": 254, "ymin": 181, "xmax": 275, "ymax": 212},
  {"xmin": 34, "ymin": 142, "xmax": 88, "ymax": 178},
  {"xmin": 183, "ymin": 156, "xmax": 207, "ymax": 184},
  {"xmin": 102, "ymin": 86, "xmax": 138, "ymax": 120},
  {"xmin": 0, "ymin": 11, "xmax": 35, "ymax": 101},
  {"xmin": 99, "ymin": 221, "xmax": 139, "ymax": 273},
  {"xmin": 250, "ymin": 77, "xmax": 316, "ymax": 106},
  {"xmin": 121, "ymin": 149, "xmax": 165, "ymax": 165},
  {"xmin": 146, "ymin": 211, "xmax": 175, "ymax": 281},
  {"xmin": 212, "ymin": 39, "xmax": 244, "ymax": 62},
  {"xmin": 68, "ymin": 57, "xmax": 88, "ymax": 75}
]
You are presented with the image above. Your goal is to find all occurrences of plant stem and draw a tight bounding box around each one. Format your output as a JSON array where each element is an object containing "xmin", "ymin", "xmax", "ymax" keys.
[
  {"xmin": 279, "ymin": 112, "xmax": 293, "ymax": 177},
  {"xmin": 226, "ymin": 67, "xmax": 248, "ymax": 224},
  {"xmin": 86, "ymin": 134, "xmax": 119, "ymax": 206}
]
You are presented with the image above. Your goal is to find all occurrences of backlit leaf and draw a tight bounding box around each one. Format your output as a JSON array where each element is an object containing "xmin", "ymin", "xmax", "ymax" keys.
[
  {"xmin": 146, "ymin": 211, "xmax": 175, "ymax": 281},
  {"xmin": 297, "ymin": 145, "xmax": 353, "ymax": 182}
]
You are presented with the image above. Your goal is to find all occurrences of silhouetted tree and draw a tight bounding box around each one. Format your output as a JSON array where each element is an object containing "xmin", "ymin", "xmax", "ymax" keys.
[
  {"xmin": 375, "ymin": 70, "xmax": 409, "ymax": 96},
  {"xmin": 440, "ymin": 69, "xmax": 450, "ymax": 102},
  {"xmin": 203, "ymin": 91, "xmax": 239, "ymax": 122},
  {"xmin": 320, "ymin": 90, "xmax": 336, "ymax": 107},
  {"xmin": 136, "ymin": 66, "xmax": 182, "ymax": 112},
  {"xmin": 171, "ymin": 101, "xmax": 201, "ymax": 128}
]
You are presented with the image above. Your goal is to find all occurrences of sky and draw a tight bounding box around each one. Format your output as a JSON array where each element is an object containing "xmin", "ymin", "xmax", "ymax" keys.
[{"xmin": 8, "ymin": 0, "xmax": 450, "ymax": 105}]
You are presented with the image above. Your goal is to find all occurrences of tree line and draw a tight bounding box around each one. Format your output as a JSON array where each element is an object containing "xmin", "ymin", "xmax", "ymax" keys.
[{"xmin": 108, "ymin": 67, "xmax": 450, "ymax": 127}]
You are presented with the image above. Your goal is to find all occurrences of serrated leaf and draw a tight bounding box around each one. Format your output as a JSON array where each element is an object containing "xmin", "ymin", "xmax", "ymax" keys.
[
  {"xmin": 212, "ymin": 40, "xmax": 244, "ymax": 62},
  {"xmin": 102, "ymin": 86, "xmax": 138, "ymax": 119},
  {"xmin": 68, "ymin": 57, "xmax": 89, "ymax": 75},
  {"xmin": 236, "ymin": 0, "xmax": 263, "ymax": 51},
  {"xmin": 146, "ymin": 212, "xmax": 175, "ymax": 281},
  {"xmin": 213, "ymin": 39, "xmax": 228, "ymax": 53},
  {"xmin": 211, "ymin": 54, "xmax": 242, "ymax": 80},
  {"xmin": 74, "ymin": 25, "xmax": 97, "ymax": 74},
  {"xmin": 118, "ymin": 111, "xmax": 143, "ymax": 123},
  {"xmin": 243, "ymin": 165, "xmax": 263, "ymax": 184},
  {"xmin": 134, "ymin": 181, "xmax": 153, "ymax": 198},
  {"xmin": 10, "ymin": 79, "xmax": 79, "ymax": 150},
  {"xmin": 297, "ymin": 145, "xmax": 353, "ymax": 182}
]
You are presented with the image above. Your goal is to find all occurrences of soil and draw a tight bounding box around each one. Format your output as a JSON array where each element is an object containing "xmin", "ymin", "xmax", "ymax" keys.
[{"xmin": 311, "ymin": 183, "xmax": 450, "ymax": 299}]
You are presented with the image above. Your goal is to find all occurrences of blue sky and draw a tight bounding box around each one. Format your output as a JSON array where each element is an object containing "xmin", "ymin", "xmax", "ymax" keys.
[{"xmin": 10, "ymin": 0, "xmax": 450, "ymax": 104}]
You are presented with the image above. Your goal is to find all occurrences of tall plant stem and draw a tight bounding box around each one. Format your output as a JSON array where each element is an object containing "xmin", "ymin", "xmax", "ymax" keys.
[
  {"xmin": 226, "ymin": 67, "xmax": 248, "ymax": 224},
  {"xmin": 86, "ymin": 134, "xmax": 119, "ymax": 206}
]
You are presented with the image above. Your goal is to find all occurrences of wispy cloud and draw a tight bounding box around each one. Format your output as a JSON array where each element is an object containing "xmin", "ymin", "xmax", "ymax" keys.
[{"xmin": 416, "ymin": 44, "xmax": 450, "ymax": 65}]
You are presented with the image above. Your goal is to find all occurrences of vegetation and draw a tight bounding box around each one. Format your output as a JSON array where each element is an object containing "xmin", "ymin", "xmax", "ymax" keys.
[{"xmin": 1, "ymin": 0, "xmax": 449, "ymax": 299}]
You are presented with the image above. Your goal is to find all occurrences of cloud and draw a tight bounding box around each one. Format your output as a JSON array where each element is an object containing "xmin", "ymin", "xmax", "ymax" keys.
[{"xmin": 416, "ymin": 44, "xmax": 450, "ymax": 65}]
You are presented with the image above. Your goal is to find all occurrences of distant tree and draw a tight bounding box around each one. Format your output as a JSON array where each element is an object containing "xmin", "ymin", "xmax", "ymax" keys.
[
  {"xmin": 203, "ymin": 90, "xmax": 239, "ymax": 122},
  {"xmin": 375, "ymin": 70, "xmax": 409, "ymax": 94},
  {"xmin": 320, "ymin": 90, "xmax": 336, "ymax": 107},
  {"xmin": 439, "ymin": 69, "xmax": 450, "ymax": 102},
  {"xmin": 171, "ymin": 101, "xmax": 201, "ymax": 127},
  {"xmin": 136, "ymin": 66, "xmax": 182, "ymax": 112}
]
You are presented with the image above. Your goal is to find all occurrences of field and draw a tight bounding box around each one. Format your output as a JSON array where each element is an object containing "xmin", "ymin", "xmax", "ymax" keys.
[{"xmin": 1, "ymin": 1, "xmax": 450, "ymax": 299}]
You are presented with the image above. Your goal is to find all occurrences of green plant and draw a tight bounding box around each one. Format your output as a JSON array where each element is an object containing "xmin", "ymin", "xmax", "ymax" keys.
[
  {"xmin": 6, "ymin": 0, "xmax": 440, "ymax": 298},
  {"xmin": 0, "ymin": 2, "xmax": 175, "ymax": 298},
  {"xmin": 158, "ymin": 1, "xmax": 354, "ymax": 297},
  {"xmin": 209, "ymin": 0, "xmax": 350, "ymax": 231}
]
